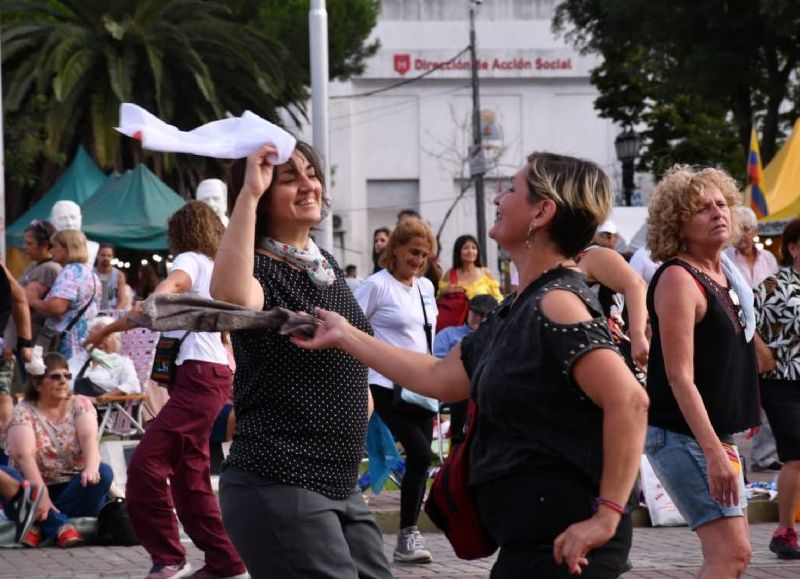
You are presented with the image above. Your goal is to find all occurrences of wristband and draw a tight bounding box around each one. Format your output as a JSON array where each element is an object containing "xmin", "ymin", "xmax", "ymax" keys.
[
  {"xmin": 593, "ymin": 497, "xmax": 626, "ymax": 516},
  {"xmin": 17, "ymin": 337, "xmax": 33, "ymax": 349}
]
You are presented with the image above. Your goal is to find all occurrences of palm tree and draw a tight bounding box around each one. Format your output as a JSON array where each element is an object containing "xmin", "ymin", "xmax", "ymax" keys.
[{"xmin": 1, "ymin": 0, "xmax": 307, "ymax": 172}]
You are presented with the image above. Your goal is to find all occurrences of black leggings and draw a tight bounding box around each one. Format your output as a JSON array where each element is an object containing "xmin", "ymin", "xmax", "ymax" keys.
[{"xmin": 370, "ymin": 385, "xmax": 434, "ymax": 529}]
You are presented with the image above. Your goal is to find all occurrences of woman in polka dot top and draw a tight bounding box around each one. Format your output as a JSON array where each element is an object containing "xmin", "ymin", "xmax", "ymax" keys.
[{"xmin": 210, "ymin": 141, "xmax": 392, "ymax": 579}]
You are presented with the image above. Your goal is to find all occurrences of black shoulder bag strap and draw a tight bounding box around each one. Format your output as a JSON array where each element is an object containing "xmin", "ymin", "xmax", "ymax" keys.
[
  {"xmin": 77, "ymin": 356, "xmax": 92, "ymax": 380},
  {"xmin": 417, "ymin": 284, "xmax": 433, "ymax": 355},
  {"xmin": 63, "ymin": 273, "xmax": 97, "ymax": 335}
]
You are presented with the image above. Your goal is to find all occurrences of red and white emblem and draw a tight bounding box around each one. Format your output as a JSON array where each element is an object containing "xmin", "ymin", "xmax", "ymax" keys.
[{"xmin": 394, "ymin": 54, "xmax": 411, "ymax": 76}]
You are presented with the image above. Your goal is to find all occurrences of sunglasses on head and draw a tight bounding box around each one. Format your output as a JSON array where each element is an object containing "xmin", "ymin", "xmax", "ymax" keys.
[{"xmin": 46, "ymin": 372, "xmax": 72, "ymax": 382}]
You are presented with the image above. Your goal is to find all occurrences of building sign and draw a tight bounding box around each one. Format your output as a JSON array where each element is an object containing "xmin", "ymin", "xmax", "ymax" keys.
[{"xmin": 366, "ymin": 49, "xmax": 596, "ymax": 80}]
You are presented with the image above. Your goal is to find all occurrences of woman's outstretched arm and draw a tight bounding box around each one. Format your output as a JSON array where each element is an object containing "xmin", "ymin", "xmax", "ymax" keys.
[{"xmin": 292, "ymin": 308, "xmax": 470, "ymax": 402}]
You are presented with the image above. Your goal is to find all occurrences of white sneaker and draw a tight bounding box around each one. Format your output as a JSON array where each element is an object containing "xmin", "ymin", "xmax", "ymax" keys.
[
  {"xmin": 393, "ymin": 526, "xmax": 433, "ymax": 564},
  {"xmin": 145, "ymin": 562, "xmax": 192, "ymax": 579}
]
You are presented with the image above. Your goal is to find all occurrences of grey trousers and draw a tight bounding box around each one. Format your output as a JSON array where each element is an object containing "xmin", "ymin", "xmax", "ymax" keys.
[{"xmin": 219, "ymin": 465, "xmax": 392, "ymax": 579}]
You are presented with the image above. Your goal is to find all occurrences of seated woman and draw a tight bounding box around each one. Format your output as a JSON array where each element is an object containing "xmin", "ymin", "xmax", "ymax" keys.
[
  {"xmin": 4, "ymin": 351, "xmax": 113, "ymax": 548},
  {"xmin": 68, "ymin": 317, "xmax": 140, "ymax": 398}
]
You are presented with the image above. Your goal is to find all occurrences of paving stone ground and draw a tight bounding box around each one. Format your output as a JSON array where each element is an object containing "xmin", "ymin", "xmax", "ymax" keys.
[{"xmin": 0, "ymin": 523, "xmax": 798, "ymax": 578}]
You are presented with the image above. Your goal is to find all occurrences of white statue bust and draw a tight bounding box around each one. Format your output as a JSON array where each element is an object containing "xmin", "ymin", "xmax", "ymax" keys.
[
  {"xmin": 196, "ymin": 179, "xmax": 229, "ymax": 227},
  {"xmin": 51, "ymin": 200, "xmax": 99, "ymax": 266},
  {"xmin": 51, "ymin": 200, "xmax": 82, "ymax": 231}
]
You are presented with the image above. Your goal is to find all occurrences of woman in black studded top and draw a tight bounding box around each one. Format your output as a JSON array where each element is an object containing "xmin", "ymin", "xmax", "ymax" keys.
[
  {"xmin": 295, "ymin": 152, "xmax": 649, "ymax": 578},
  {"xmin": 210, "ymin": 142, "xmax": 392, "ymax": 579}
]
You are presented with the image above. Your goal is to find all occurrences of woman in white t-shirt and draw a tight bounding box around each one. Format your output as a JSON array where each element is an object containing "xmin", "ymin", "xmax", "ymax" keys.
[
  {"xmin": 354, "ymin": 218, "xmax": 439, "ymax": 565},
  {"xmin": 85, "ymin": 202, "xmax": 246, "ymax": 579}
]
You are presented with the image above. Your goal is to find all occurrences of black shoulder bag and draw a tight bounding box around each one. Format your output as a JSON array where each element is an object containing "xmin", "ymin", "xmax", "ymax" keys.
[
  {"xmin": 73, "ymin": 357, "xmax": 108, "ymax": 397},
  {"xmin": 150, "ymin": 331, "xmax": 190, "ymax": 385}
]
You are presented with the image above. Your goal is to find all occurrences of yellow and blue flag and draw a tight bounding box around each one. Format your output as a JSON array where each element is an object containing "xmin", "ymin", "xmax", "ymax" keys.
[{"xmin": 748, "ymin": 127, "xmax": 769, "ymax": 218}]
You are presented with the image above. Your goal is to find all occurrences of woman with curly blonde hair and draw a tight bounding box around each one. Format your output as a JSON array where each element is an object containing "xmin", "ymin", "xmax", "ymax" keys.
[
  {"xmin": 85, "ymin": 201, "xmax": 246, "ymax": 579},
  {"xmin": 644, "ymin": 165, "xmax": 759, "ymax": 578}
]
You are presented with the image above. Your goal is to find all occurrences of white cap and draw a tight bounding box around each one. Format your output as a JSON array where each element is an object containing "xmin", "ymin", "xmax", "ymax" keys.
[
  {"xmin": 88, "ymin": 315, "xmax": 115, "ymax": 332},
  {"xmin": 596, "ymin": 220, "xmax": 618, "ymax": 235}
]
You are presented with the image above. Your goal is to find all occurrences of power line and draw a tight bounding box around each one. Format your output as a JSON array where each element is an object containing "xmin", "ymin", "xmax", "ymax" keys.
[
  {"xmin": 329, "ymin": 85, "xmax": 471, "ymax": 134},
  {"xmin": 330, "ymin": 47, "xmax": 470, "ymax": 100},
  {"xmin": 330, "ymin": 84, "xmax": 470, "ymax": 123},
  {"xmin": 329, "ymin": 178, "xmax": 509, "ymax": 216}
]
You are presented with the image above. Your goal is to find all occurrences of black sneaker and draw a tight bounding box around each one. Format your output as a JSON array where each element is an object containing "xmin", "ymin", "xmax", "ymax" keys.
[
  {"xmin": 8, "ymin": 480, "xmax": 43, "ymax": 543},
  {"xmin": 769, "ymin": 528, "xmax": 800, "ymax": 559}
]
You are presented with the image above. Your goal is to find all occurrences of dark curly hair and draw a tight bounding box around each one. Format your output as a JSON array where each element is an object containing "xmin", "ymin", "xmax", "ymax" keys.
[
  {"xmin": 226, "ymin": 141, "xmax": 330, "ymax": 241},
  {"xmin": 167, "ymin": 201, "xmax": 225, "ymax": 259},
  {"xmin": 24, "ymin": 353, "xmax": 69, "ymax": 402}
]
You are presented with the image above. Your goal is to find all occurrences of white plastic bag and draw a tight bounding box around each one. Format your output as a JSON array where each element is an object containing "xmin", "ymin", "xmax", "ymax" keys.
[{"xmin": 640, "ymin": 454, "xmax": 687, "ymax": 527}]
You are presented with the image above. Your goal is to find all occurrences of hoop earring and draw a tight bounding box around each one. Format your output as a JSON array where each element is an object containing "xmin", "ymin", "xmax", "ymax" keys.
[{"xmin": 525, "ymin": 224, "xmax": 536, "ymax": 250}]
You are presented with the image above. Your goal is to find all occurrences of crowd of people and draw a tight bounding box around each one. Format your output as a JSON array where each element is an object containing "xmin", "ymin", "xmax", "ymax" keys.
[{"xmin": 0, "ymin": 135, "xmax": 796, "ymax": 579}]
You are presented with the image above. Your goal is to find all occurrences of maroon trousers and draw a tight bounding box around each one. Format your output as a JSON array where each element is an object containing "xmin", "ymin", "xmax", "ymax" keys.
[{"xmin": 126, "ymin": 360, "xmax": 245, "ymax": 576}]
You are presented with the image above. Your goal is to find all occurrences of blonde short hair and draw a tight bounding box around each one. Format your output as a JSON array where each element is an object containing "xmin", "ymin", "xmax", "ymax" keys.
[
  {"xmin": 525, "ymin": 152, "xmax": 613, "ymax": 256},
  {"xmin": 51, "ymin": 229, "xmax": 89, "ymax": 264},
  {"xmin": 379, "ymin": 218, "xmax": 437, "ymax": 271},
  {"xmin": 646, "ymin": 165, "xmax": 742, "ymax": 262}
]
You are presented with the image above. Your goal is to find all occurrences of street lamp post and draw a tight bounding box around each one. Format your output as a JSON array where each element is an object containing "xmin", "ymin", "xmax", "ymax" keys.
[
  {"xmin": 309, "ymin": 0, "xmax": 333, "ymax": 251},
  {"xmin": 614, "ymin": 129, "xmax": 641, "ymax": 207},
  {"xmin": 468, "ymin": 1, "xmax": 487, "ymax": 260}
]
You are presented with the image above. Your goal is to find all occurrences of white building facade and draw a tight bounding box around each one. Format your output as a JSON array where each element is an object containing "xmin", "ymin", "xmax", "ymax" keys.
[{"xmin": 319, "ymin": 0, "xmax": 637, "ymax": 276}]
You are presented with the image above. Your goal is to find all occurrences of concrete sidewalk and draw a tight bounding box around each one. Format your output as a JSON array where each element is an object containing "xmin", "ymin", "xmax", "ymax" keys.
[{"xmin": 0, "ymin": 523, "xmax": 798, "ymax": 578}]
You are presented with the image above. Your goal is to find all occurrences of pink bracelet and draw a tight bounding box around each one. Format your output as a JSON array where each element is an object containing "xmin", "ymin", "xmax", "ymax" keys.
[{"xmin": 593, "ymin": 497, "xmax": 626, "ymax": 516}]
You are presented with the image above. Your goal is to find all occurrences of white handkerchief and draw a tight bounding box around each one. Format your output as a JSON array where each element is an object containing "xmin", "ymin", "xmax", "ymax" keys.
[{"xmin": 116, "ymin": 103, "xmax": 296, "ymax": 163}]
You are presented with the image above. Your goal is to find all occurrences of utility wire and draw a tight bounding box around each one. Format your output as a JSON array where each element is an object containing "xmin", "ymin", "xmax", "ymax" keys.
[
  {"xmin": 330, "ymin": 47, "xmax": 470, "ymax": 100},
  {"xmin": 330, "ymin": 84, "xmax": 470, "ymax": 122}
]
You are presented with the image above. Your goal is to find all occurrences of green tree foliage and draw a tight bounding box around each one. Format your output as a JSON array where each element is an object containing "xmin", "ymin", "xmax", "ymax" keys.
[
  {"xmin": 252, "ymin": 0, "xmax": 380, "ymax": 85},
  {"xmin": 553, "ymin": 0, "xmax": 800, "ymax": 178},
  {"xmin": 1, "ymin": 0, "xmax": 379, "ymax": 219}
]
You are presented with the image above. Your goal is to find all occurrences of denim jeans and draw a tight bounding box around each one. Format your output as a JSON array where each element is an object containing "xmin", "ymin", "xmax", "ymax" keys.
[
  {"xmin": 645, "ymin": 426, "xmax": 746, "ymax": 530},
  {"xmin": 0, "ymin": 463, "xmax": 113, "ymax": 540}
]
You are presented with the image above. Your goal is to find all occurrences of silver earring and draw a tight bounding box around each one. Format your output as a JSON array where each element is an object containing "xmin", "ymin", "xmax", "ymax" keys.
[{"xmin": 525, "ymin": 224, "xmax": 535, "ymax": 250}]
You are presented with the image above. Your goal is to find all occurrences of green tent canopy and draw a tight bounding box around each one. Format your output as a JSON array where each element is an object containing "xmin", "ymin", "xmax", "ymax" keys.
[
  {"xmin": 6, "ymin": 146, "xmax": 106, "ymax": 248},
  {"xmin": 82, "ymin": 164, "xmax": 185, "ymax": 250}
]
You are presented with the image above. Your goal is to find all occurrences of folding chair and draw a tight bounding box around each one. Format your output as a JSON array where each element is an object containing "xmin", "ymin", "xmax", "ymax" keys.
[
  {"xmin": 95, "ymin": 311, "xmax": 161, "ymax": 432},
  {"xmin": 117, "ymin": 325, "xmax": 161, "ymax": 421},
  {"xmin": 97, "ymin": 393, "xmax": 149, "ymax": 438}
]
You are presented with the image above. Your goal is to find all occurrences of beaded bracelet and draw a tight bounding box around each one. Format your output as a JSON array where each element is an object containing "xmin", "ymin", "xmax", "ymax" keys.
[{"xmin": 593, "ymin": 497, "xmax": 626, "ymax": 516}]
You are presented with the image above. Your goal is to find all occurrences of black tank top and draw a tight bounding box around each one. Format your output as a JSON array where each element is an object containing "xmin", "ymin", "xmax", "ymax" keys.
[{"xmin": 646, "ymin": 259, "xmax": 759, "ymax": 437}]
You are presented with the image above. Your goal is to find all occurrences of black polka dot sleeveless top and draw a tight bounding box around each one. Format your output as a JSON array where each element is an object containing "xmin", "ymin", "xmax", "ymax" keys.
[{"xmin": 226, "ymin": 250, "xmax": 372, "ymax": 499}]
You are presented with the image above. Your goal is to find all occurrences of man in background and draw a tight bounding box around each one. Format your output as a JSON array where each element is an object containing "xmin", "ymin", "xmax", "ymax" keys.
[
  {"xmin": 95, "ymin": 244, "xmax": 129, "ymax": 310},
  {"xmin": 593, "ymin": 219, "xmax": 620, "ymax": 251},
  {"xmin": 344, "ymin": 264, "xmax": 363, "ymax": 292}
]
